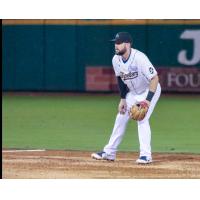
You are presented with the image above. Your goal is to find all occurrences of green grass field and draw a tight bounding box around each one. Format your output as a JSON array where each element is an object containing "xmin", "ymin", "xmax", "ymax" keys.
[{"xmin": 2, "ymin": 93, "xmax": 200, "ymax": 153}]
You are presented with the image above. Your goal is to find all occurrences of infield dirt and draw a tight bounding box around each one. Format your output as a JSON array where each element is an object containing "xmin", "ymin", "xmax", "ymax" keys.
[{"xmin": 2, "ymin": 150, "xmax": 200, "ymax": 178}]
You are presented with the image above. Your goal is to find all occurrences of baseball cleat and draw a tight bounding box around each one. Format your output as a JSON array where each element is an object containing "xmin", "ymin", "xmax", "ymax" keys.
[
  {"xmin": 91, "ymin": 151, "xmax": 115, "ymax": 161},
  {"xmin": 136, "ymin": 156, "xmax": 152, "ymax": 164}
]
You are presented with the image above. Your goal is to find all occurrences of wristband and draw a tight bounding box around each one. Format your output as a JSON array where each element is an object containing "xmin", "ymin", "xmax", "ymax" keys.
[{"xmin": 146, "ymin": 91, "xmax": 155, "ymax": 102}]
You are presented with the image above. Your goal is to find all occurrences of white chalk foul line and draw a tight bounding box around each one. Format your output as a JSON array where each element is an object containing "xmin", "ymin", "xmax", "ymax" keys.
[{"xmin": 3, "ymin": 149, "xmax": 46, "ymax": 152}]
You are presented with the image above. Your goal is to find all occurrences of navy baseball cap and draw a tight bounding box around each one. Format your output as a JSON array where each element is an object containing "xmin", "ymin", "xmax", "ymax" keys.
[{"xmin": 111, "ymin": 32, "xmax": 133, "ymax": 44}]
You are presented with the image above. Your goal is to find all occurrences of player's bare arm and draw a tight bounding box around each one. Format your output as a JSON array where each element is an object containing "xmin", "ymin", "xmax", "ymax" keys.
[
  {"xmin": 145, "ymin": 75, "xmax": 159, "ymax": 106},
  {"xmin": 149, "ymin": 75, "xmax": 159, "ymax": 92}
]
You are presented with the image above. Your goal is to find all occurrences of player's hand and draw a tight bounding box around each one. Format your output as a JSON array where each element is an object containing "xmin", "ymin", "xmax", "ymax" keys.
[
  {"xmin": 118, "ymin": 99, "xmax": 127, "ymax": 114},
  {"xmin": 140, "ymin": 100, "xmax": 150, "ymax": 108}
]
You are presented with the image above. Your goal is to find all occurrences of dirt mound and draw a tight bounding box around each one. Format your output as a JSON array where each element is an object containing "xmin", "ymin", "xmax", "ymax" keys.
[{"xmin": 2, "ymin": 150, "xmax": 200, "ymax": 178}]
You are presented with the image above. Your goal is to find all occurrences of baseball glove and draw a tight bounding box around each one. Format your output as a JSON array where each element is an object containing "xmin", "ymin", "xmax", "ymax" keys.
[{"xmin": 129, "ymin": 101, "xmax": 149, "ymax": 121}]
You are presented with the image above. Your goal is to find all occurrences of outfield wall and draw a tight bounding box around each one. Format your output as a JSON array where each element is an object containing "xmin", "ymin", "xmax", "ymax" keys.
[{"xmin": 2, "ymin": 20, "xmax": 200, "ymax": 92}]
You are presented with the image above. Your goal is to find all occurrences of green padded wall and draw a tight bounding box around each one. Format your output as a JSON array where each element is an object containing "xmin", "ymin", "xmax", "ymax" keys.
[{"xmin": 2, "ymin": 23, "xmax": 200, "ymax": 91}]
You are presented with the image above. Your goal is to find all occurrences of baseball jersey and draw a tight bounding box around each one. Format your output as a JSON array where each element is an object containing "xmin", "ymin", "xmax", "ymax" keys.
[{"xmin": 112, "ymin": 48, "xmax": 157, "ymax": 94}]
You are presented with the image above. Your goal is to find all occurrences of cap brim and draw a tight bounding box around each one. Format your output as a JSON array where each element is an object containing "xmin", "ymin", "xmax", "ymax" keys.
[
  {"xmin": 110, "ymin": 39, "xmax": 116, "ymax": 42},
  {"xmin": 110, "ymin": 39, "xmax": 123, "ymax": 44}
]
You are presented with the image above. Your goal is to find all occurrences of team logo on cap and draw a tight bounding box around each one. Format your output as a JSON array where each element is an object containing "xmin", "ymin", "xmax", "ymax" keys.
[{"xmin": 116, "ymin": 34, "xmax": 119, "ymax": 39}]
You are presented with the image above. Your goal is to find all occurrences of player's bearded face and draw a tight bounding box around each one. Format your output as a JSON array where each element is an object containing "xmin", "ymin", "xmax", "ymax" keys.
[{"xmin": 115, "ymin": 43, "xmax": 127, "ymax": 55}]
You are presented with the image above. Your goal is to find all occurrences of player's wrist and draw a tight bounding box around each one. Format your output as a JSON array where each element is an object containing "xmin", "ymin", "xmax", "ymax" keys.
[{"xmin": 146, "ymin": 91, "xmax": 155, "ymax": 102}]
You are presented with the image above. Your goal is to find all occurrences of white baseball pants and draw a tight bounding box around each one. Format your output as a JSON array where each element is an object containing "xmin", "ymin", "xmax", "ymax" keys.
[{"xmin": 103, "ymin": 83, "xmax": 161, "ymax": 159}]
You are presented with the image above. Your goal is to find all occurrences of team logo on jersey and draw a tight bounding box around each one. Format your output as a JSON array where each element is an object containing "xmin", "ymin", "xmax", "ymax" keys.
[
  {"xmin": 149, "ymin": 67, "xmax": 154, "ymax": 74},
  {"xmin": 120, "ymin": 71, "xmax": 138, "ymax": 80}
]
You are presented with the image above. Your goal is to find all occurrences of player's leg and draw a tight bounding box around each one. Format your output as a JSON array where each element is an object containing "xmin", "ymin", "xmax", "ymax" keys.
[
  {"xmin": 91, "ymin": 92, "xmax": 135, "ymax": 161},
  {"xmin": 91, "ymin": 111, "xmax": 130, "ymax": 161},
  {"xmin": 102, "ymin": 111, "xmax": 130, "ymax": 158},
  {"xmin": 136, "ymin": 84, "xmax": 161, "ymax": 164},
  {"xmin": 137, "ymin": 120, "xmax": 152, "ymax": 163}
]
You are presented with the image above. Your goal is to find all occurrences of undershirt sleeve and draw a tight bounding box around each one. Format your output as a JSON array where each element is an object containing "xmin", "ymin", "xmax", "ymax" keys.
[{"xmin": 117, "ymin": 76, "xmax": 129, "ymax": 98}]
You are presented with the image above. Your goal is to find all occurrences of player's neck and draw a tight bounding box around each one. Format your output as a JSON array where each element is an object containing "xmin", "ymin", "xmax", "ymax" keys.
[{"xmin": 122, "ymin": 48, "xmax": 131, "ymax": 62}]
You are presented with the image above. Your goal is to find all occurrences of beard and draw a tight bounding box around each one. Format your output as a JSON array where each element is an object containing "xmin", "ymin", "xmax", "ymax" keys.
[{"xmin": 115, "ymin": 47, "xmax": 127, "ymax": 55}]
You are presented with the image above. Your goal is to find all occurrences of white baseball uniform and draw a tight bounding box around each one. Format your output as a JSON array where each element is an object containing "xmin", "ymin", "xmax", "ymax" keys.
[{"xmin": 103, "ymin": 48, "xmax": 161, "ymax": 159}]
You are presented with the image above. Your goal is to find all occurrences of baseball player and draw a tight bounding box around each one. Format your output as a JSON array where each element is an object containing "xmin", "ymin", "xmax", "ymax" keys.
[{"xmin": 91, "ymin": 32, "xmax": 161, "ymax": 164}]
